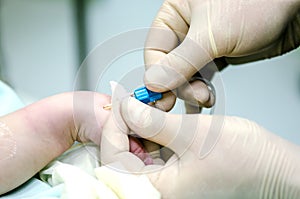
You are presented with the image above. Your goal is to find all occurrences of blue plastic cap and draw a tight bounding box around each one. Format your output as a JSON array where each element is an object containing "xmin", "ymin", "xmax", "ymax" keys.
[{"xmin": 133, "ymin": 86, "xmax": 162, "ymax": 104}]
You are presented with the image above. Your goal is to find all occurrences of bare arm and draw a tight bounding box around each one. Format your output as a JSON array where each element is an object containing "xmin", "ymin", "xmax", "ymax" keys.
[{"xmin": 0, "ymin": 91, "xmax": 110, "ymax": 194}]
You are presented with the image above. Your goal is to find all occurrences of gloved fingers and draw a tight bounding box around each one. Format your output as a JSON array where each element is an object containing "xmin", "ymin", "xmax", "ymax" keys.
[
  {"xmin": 150, "ymin": 58, "xmax": 223, "ymax": 113},
  {"xmin": 101, "ymin": 114, "xmax": 149, "ymax": 172},
  {"xmin": 144, "ymin": 22, "xmax": 217, "ymax": 93},
  {"xmin": 144, "ymin": 4, "xmax": 231, "ymax": 92},
  {"xmin": 144, "ymin": 40, "xmax": 214, "ymax": 93},
  {"xmin": 144, "ymin": 1, "xmax": 201, "ymax": 93},
  {"xmin": 160, "ymin": 146, "xmax": 174, "ymax": 162},
  {"xmin": 120, "ymin": 97, "xmax": 209, "ymax": 156},
  {"xmin": 144, "ymin": 0, "xmax": 190, "ymax": 66},
  {"xmin": 184, "ymin": 101, "xmax": 202, "ymax": 114},
  {"xmin": 177, "ymin": 79, "xmax": 215, "ymax": 109},
  {"xmin": 101, "ymin": 81, "xmax": 154, "ymax": 170},
  {"xmin": 142, "ymin": 139, "xmax": 160, "ymax": 157},
  {"xmin": 152, "ymin": 91, "xmax": 176, "ymax": 112}
]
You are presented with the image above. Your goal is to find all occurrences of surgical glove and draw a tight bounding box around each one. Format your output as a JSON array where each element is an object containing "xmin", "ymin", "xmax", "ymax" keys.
[
  {"xmin": 144, "ymin": 0, "xmax": 300, "ymax": 112},
  {"xmin": 101, "ymin": 97, "xmax": 300, "ymax": 199}
]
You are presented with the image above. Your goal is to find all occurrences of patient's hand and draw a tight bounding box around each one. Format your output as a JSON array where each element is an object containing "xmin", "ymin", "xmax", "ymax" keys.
[
  {"xmin": 0, "ymin": 91, "xmax": 110, "ymax": 195},
  {"xmin": 69, "ymin": 92, "xmax": 111, "ymax": 145}
]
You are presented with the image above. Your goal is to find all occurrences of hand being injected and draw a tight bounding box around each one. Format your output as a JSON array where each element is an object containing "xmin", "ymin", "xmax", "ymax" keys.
[
  {"xmin": 0, "ymin": 91, "xmax": 152, "ymax": 195},
  {"xmin": 145, "ymin": 0, "xmax": 300, "ymax": 112}
]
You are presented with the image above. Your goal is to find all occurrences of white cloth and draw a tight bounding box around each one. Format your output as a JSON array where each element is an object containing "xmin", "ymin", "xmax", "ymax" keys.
[{"xmin": 39, "ymin": 142, "xmax": 160, "ymax": 199}]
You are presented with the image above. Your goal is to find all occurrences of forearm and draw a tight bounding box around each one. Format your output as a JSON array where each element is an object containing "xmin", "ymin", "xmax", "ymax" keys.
[{"xmin": 0, "ymin": 93, "xmax": 75, "ymax": 195}]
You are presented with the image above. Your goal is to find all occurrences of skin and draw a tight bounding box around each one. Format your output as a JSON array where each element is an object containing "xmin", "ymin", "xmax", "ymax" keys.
[
  {"xmin": 0, "ymin": 91, "xmax": 151, "ymax": 195},
  {"xmin": 129, "ymin": 136, "xmax": 153, "ymax": 165},
  {"xmin": 0, "ymin": 91, "xmax": 109, "ymax": 194},
  {"xmin": 1, "ymin": 0, "xmax": 299, "ymax": 196}
]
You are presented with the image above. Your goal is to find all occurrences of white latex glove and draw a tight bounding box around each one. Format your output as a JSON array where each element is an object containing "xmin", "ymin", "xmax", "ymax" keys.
[
  {"xmin": 101, "ymin": 96, "xmax": 300, "ymax": 198},
  {"xmin": 144, "ymin": 0, "xmax": 300, "ymax": 112}
]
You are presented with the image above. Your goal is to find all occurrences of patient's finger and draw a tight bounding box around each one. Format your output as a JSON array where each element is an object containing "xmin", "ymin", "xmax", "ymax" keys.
[
  {"xmin": 184, "ymin": 101, "xmax": 202, "ymax": 114},
  {"xmin": 142, "ymin": 139, "xmax": 166, "ymax": 165},
  {"xmin": 129, "ymin": 136, "xmax": 153, "ymax": 165}
]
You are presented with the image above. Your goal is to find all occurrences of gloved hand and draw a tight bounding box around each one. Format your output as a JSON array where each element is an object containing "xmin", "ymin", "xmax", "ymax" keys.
[
  {"xmin": 101, "ymin": 97, "xmax": 300, "ymax": 198},
  {"xmin": 144, "ymin": 0, "xmax": 300, "ymax": 112}
]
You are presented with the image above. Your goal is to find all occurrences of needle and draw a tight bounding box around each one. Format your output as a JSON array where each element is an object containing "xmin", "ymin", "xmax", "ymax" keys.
[{"xmin": 103, "ymin": 103, "xmax": 112, "ymax": 110}]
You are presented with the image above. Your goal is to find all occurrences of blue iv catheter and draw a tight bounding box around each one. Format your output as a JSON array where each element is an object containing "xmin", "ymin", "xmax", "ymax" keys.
[
  {"xmin": 102, "ymin": 86, "xmax": 162, "ymax": 110},
  {"xmin": 133, "ymin": 86, "xmax": 162, "ymax": 104},
  {"xmin": 103, "ymin": 77, "xmax": 215, "ymax": 110},
  {"xmin": 134, "ymin": 76, "xmax": 216, "ymax": 104}
]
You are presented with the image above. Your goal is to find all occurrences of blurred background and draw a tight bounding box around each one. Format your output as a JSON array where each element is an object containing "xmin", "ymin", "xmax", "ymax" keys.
[{"xmin": 0, "ymin": 0, "xmax": 299, "ymax": 144}]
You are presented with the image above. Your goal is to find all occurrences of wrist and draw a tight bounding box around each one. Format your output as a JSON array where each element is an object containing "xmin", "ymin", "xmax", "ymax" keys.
[
  {"xmin": 26, "ymin": 91, "xmax": 111, "ymax": 147},
  {"xmin": 0, "ymin": 93, "xmax": 76, "ymax": 194},
  {"xmin": 68, "ymin": 91, "xmax": 111, "ymax": 145},
  {"xmin": 22, "ymin": 93, "xmax": 76, "ymax": 151}
]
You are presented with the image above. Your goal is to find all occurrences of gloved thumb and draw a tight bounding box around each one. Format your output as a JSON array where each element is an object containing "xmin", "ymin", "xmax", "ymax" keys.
[
  {"xmin": 144, "ymin": 1, "xmax": 219, "ymax": 93},
  {"xmin": 120, "ymin": 97, "xmax": 207, "ymax": 155},
  {"xmin": 145, "ymin": 29, "xmax": 215, "ymax": 92}
]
